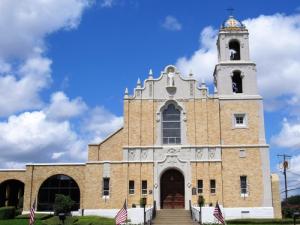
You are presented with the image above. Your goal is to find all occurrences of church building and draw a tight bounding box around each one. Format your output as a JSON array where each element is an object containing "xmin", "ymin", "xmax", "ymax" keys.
[{"xmin": 0, "ymin": 16, "xmax": 282, "ymax": 220}]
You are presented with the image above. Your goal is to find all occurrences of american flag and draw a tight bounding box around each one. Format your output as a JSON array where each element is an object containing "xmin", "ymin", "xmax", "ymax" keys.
[
  {"xmin": 213, "ymin": 202, "xmax": 226, "ymax": 225},
  {"xmin": 115, "ymin": 200, "xmax": 127, "ymax": 225},
  {"xmin": 29, "ymin": 200, "xmax": 36, "ymax": 225}
]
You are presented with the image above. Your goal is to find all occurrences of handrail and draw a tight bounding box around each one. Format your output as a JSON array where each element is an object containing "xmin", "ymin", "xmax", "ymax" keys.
[
  {"xmin": 144, "ymin": 201, "xmax": 156, "ymax": 225},
  {"xmin": 189, "ymin": 200, "xmax": 192, "ymax": 219},
  {"xmin": 191, "ymin": 205, "xmax": 200, "ymax": 223}
]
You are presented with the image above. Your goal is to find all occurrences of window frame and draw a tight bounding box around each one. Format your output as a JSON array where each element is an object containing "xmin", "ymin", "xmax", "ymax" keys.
[
  {"xmin": 239, "ymin": 149, "xmax": 246, "ymax": 158},
  {"xmin": 129, "ymin": 180, "xmax": 135, "ymax": 195},
  {"xmin": 141, "ymin": 180, "xmax": 147, "ymax": 196},
  {"xmin": 233, "ymin": 113, "xmax": 248, "ymax": 129},
  {"xmin": 162, "ymin": 104, "xmax": 181, "ymax": 145},
  {"xmin": 102, "ymin": 177, "xmax": 110, "ymax": 197},
  {"xmin": 240, "ymin": 176, "xmax": 248, "ymax": 197},
  {"xmin": 197, "ymin": 179, "xmax": 203, "ymax": 194},
  {"xmin": 210, "ymin": 179, "xmax": 216, "ymax": 194}
]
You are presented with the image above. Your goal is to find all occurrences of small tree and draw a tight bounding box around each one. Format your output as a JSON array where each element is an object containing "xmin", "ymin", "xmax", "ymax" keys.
[
  {"xmin": 198, "ymin": 195, "xmax": 205, "ymax": 207},
  {"xmin": 53, "ymin": 194, "xmax": 75, "ymax": 215}
]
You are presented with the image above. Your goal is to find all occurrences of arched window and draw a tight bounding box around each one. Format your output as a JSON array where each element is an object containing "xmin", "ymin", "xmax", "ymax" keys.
[
  {"xmin": 229, "ymin": 40, "xmax": 241, "ymax": 60},
  {"xmin": 37, "ymin": 174, "xmax": 80, "ymax": 211},
  {"xmin": 162, "ymin": 104, "xmax": 181, "ymax": 144},
  {"xmin": 232, "ymin": 71, "xmax": 243, "ymax": 93}
]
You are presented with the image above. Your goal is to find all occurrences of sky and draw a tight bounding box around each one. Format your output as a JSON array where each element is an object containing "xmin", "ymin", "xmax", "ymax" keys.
[{"xmin": 0, "ymin": 0, "xmax": 300, "ymax": 196}]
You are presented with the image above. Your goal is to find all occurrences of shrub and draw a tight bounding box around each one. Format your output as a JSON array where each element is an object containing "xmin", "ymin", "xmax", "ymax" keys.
[
  {"xmin": 17, "ymin": 196, "xmax": 23, "ymax": 209},
  {"xmin": 15, "ymin": 208, "xmax": 22, "ymax": 217},
  {"xmin": 226, "ymin": 218, "xmax": 294, "ymax": 224},
  {"xmin": 0, "ymin": 207, "xmax": 16, "ymax": 219},
  {"xmin": 53, "ymin": 194, "xmax": 75, "ymax": 215},
  {"xmin": 198, "ymin": 195, "xmax": 205, "ymax": 207}
]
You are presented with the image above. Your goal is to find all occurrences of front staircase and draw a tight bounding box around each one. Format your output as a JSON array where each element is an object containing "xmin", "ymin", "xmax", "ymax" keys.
[{"xmin": 153, "ymin": 209, "xmax": 197, "ymax": 225}]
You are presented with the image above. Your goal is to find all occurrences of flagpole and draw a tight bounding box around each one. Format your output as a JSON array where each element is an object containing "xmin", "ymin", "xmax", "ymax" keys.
[{"xmin": 125, "ymin": 198, "xmax": 127, "ymax": 225}]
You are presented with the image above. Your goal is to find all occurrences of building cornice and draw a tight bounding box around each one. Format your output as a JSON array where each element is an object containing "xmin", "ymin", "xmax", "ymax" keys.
[{"xmin": 123, "ymin": 144, "xmax": 269, "ymax": 149}]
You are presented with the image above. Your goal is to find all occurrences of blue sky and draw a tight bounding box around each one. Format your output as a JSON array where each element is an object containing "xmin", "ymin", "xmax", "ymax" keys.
[{"xmin": 1, "ymin": 0, "xmax": 300, "ymax": 195}]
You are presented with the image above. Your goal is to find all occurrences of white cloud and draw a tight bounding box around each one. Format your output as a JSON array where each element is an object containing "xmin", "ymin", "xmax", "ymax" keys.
[
  {"xmin": 244, "ymin": 14, "xmax": 300, "ymax": 103},
  {"xmin": 0, "ymin": 55, "xmax": 52, "ymax": 116},
  {"xmin": 100, "ymin": 0, "xmax": 115, "ymax": 8},
  {"xmin": 176, "ymin": 13, "xmax": 300, "ymax": 112},
  {"xmin": 162, "ymin": 16, "xmax": 182, "ymax": 31},
  {"xmin": 176, "ymin": 26, "xmax": 217, "ymax": 82},
  {"xmin": 52, "ymin": 152, "xmax": 66, "ymax": 160},
  {"xmin": 272, "ymin": 118, "xmax": 300, "ymax": 149},
  {"xmin": 45, "ymin": 91, "xmax": 87, "ymax": 120},
  {"xmin": 0, "ymin": 0, "xmax": 91, "ymax": 117},
  {"xmin": 0, "ymin": 111, "xmax": 86, "ymax": 166},
  {"xmin": 0, "ymin": 0, "xmax": 91, "ymax": 59},
  {"xmin": 0, "ymin": 0, "xmax": 127, "ymax": 168},
  {"xmin": 82, "ymin": 106, "xmax": 123, "ymax": 143},
  {"xmin": 0, "ymin": 104, "xmax": 124, "ymax": 168}
]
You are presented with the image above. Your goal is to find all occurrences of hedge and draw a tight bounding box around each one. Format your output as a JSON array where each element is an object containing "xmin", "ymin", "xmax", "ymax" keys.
[
  {"xmin": 226, "ymin": 218, "xmax": 294, "ymax": 224},
  {"xmin": 0, "ymin": 207, "xmax": 16, "ymax": 220}
]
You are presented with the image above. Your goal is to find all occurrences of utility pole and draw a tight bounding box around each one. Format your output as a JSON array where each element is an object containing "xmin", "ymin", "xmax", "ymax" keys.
[{"xmin": 277, "ymin": 154, "xmax": 292, "ymax": 204}]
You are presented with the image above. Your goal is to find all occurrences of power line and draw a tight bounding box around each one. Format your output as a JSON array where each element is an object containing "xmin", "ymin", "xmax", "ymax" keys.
[
  {"xmin": 281, "ymin": 187, "xmax": 300, "ymax": 194},
  {"xmin": 287, "ymin": 171, "xmax": 300, "ymax": 177}
]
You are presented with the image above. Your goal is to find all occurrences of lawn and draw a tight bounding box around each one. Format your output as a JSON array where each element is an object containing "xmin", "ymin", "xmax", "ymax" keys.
[
  {"xmin": 0, "ymin": 219, "xmax": 43, "ymax": 225},
  {"xmin": 0, "ymin": 216, "xmax": 116, "ymax": 225}
]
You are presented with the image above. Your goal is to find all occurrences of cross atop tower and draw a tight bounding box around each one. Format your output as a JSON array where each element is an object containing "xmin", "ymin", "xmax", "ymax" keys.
[{"xmin": 227, "ymin": 7, "xmax": 234, "ymax": 16}]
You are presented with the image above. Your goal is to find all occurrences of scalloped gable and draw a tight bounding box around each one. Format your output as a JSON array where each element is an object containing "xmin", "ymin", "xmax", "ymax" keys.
[{"xmin": 127, "ymin": 65, "xmax": 208, "ymax": 100}]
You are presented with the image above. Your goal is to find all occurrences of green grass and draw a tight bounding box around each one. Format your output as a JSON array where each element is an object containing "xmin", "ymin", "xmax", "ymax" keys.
[
  {"xmin": 16, "ymin": 213, "xmax": 53, "ymax": 220},
  {"xmin": 73, "ymin": 216, "xmax": 115, "ymax": 225},
  {"xmin": 0, "ymin": 219, "xmax": 43, "ymax": 225},
  {"xmin": 0, "ymin": 216, "xmax": 115, "ymax": 225},
  {"xmin": 42, "ymin": 216, "xmax": 115, "ymax": 225},
  {"xmin": 42, "ymin": 216, "xmax": 78, "ymax": 225}
]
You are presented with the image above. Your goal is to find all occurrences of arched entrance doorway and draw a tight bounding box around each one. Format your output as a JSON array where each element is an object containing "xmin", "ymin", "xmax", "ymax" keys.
[
  {"xmin": 160, "ymin": 169, "xmax": 184, "ymax": 209},
  {"xmin": 0, "ymin": 179, "xmax": 24, "ymax": 208},
  {"xmin": 37, "ymin": 174, "xmax": 80, "ymax": 211}
]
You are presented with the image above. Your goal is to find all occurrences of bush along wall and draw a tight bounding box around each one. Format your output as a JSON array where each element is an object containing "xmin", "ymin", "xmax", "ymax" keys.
[{"xmin": 0, "ymin": 207, "xmax": 16, "ymax": 219}]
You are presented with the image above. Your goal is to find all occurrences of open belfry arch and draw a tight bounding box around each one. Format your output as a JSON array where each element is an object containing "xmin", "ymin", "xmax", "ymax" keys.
[{"xmin": 0, "ymin": 15, "xmax": 282, "ymax": 220}]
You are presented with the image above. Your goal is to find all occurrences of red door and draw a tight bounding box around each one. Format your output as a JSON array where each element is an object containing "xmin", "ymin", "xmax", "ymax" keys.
[{"xmin": 160, "ymin": 169, "xmax": 184, "ymax": 209}]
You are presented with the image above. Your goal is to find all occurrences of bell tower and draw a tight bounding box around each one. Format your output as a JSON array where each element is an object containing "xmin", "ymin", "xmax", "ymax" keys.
[{"xmin": 214, "ymin": 16, "xmax": 258, "ymax": 96}]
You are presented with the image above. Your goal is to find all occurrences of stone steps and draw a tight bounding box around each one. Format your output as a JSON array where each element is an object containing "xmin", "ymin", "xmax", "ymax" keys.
[{"xmin": 153, "ymin": 209, "xmax": 197, "ymax": 225}]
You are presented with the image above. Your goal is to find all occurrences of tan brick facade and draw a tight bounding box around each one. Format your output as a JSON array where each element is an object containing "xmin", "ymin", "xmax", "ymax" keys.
[{"xmin": 0, "ymin": 18, "xmax": 282, "ymax": 219}]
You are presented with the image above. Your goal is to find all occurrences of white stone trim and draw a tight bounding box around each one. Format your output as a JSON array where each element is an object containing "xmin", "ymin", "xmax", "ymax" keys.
[
  {"xmin": 26, "ymin": 163, "xmax": 86, "ymax": 166},
  {"xmin": 260, "ymin": 147, "xmax": 272, "ymax": 207},
  {"xmin": 232, "ymin": 113, "xmax": 248, "ymax": 129},
  {"xmin": 192, "ymin": 206, "xmax": 274, "ymax": 223},
  {"xmin": 153, "ymin": 151, "xmax": 192, "ymax": 210},
  {"xmin": 82, "ymin": 208, "xmax": 150, "ymax": 224},
  {"xmin": 123, "ymin": 144, "xmax": 269, "ymax": 148},
  {"xmin": 218, "ymin": 95, "xmax": 262, "ymax": 100}
]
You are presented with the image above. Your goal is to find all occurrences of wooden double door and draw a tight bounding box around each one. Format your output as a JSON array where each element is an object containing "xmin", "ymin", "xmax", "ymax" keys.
[{"xmin": 160, "ymin": 169, "xmax": 184, "ymax": 209}]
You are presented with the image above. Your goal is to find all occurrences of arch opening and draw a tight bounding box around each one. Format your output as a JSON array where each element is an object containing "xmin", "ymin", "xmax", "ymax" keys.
[
  {"xmin": 37, "ymin": 174, "xmax": 80, "ymax": 211},
  {"xmin": 160, "ymin": 169, "xmax": 184, "ymax": 209},
  {"xmin": 232, "ymin": 71, "xmax": 243, "ymax": 93},
  {"xmin": 229, "ymin": 40, "xmax": 241, "ymax": 60},
  {"xmin": 0, "ymin": 179, "xmax": 24, "ymax": 209}
]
